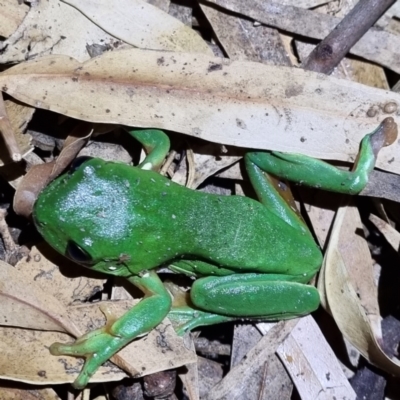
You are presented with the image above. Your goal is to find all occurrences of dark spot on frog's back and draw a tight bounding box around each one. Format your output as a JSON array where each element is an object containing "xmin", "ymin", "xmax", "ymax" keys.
[{"xmin": 285, "ymin": 84, "xmax": 303, "ymax": 98}]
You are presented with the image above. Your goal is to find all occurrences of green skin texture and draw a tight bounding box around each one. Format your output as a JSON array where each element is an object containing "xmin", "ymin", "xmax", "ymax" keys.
[{"xmin": 33, "ymin": 127, "xmax": 380, "ymax": 389}]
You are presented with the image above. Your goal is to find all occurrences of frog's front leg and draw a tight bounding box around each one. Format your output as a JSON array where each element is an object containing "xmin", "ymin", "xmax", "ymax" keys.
[
  {"xmin": 50, "ymin": 271, "xmax": 171, "ymax": 389},
  {"xmin": 169, "ymin": 273, "xmax": 319, "ymax": 334}
]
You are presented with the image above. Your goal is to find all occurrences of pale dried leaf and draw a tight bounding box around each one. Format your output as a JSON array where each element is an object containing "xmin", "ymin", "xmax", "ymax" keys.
[
  {"xmin": 169, "ymin": 2, "xmax": 192, "ymax": 26},
  {"xmin": 369, "ymin": 214, "xmax": 400, "ymax": 252},
  {"xmin": 1, "ymin": 50, "xmax": 399, "ymax": 175},
  {"xmin": 149, "ymin": 0, "xmax": 170, "ymax": 13},
  {"xmin": 78, "ymin": 140, "xmax": 133, "ymax": 163},
  {"xmin": 0, "ymin": 99, "xmax": 34, "ymax": 166},
  {"xmin": 216, "ymin": 161, "xmax": 242, "ymax": 180},
  {"xmin": 384, "ymin": 1, "xmax": 400, "ymax": 20},
  {"xmin": 319, "ymin": 204, "xmax": 400, "ymax": 376},
  {"xmin": 205, "ymin": 320, "xmax": 297, "ymax": 400},
  {"xmin": 15, "ymin": 246, "xmax": 105, "ymax": 306},
  {"xmin": 172, "ymin": 143, "xmax": 241, "ymax": 188},
  {"xmin": 275, "ymin": 316, "xmax": 356, "ymax": 400},
  {"xmin": 208, "ymin": 0, "xmax": 400, "ymax": 74},
  {"xmin": 336, "ymin": 204, "xmax": 381, "ymax": 327},
  {"xmin": 0, "ymin": 0, "xmax": 28, "ymax": 38},
  {"xmin": 230, "ymin": 324, "xmax": 292, "ymax": 399},
  {"xmin": 0, "ymin": 92, "xmax": 22, "ymax": 161},
  {"xmin": 63, "ymin": 0, "xmax": 211, "ymax": 54},
  {"xmin": 0, "ymin": 299, "xmax": 195, "ymax": 385},
  {"xmin": 0, "ymin": 0, "xmax": 123, "ymax": 63},
  {"xmin": 178, "ymin": 337, "xmax": 200, "ymax": 400},
  {"xmin": 0, "ymin": 387, "xmax": 60, "ymax": 400},
  {"xmin": 0, "ymin": 327, "xmax": 126, "ymax": 385},
  {"xmin": 281, "ymin": 0, "xmax": 332, "ymax": 7},
  {"xmin": 200, "ymin": 3, "xmax": 291, "ymax": 65},
  {"xmin": 0, "ymin": 259, "xmax": 80, "ymax": 335}
]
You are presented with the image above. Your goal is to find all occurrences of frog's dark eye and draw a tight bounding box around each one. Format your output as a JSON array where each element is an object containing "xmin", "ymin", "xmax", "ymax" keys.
[
  {"xmin": 66, "ymin": 241, "xmax": 93, "ymax": 265},
  {"xmin": 69, "ymin": 156, "xmax": 93, "ymax": 174}
]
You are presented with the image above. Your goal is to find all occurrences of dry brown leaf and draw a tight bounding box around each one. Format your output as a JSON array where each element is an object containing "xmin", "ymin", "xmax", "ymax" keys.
[
  {"xmin": 0, "ymin": 0, "xmax": 123, "ymax": 63},
  {"xmin": 319, "ymin": 204, "xmax": 400, "ymax": 376},
  {"xmin": 207, "ymin": 0, "xmax": 400, "ymax": 74},
  {"xmin": 13, "ymin": 122, "xmax": 92, "ymax": 218},
  {"xmin": 63, "ymin": 0, "xmax": 211, "ymax": 54},
  {"xmin": 0, "ymin": 49, "xmax": 399, "ymax": 175}
]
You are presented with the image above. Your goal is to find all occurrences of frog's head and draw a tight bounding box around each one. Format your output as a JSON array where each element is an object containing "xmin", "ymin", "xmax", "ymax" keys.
[{"xmin": 33, "ymin": 157, "xmax": 135, "ymax": 277}]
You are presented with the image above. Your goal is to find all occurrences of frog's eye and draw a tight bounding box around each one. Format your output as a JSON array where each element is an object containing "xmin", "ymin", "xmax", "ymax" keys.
[
  {"xmin": 69, "ymin": 156, "xmax": 93, "ymax": 174},
  {"xmin": 66, "ymin": 241, "xmax": 93, "ymax": 265}
]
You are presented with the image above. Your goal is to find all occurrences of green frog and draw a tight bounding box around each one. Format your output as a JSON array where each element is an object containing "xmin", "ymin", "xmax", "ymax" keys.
[{"xmin": 33, "ymin": 123, "xmax": 391, "ymax": 388}]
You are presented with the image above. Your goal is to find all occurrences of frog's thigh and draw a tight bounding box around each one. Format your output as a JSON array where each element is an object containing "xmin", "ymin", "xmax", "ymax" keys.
[{"xmin": 190, "ymin": 273, "xmax": 319, "ymax": 319}]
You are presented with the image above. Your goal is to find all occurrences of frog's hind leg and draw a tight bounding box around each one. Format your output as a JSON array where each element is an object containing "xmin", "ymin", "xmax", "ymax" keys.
[
  {"xmin": 169, "ymin": 273, "xmax": 319, "ymax": 334},
  {"xmin": 245, "ymin": 120, "xmax": 393, "ymax": 231},
  {"xmin": 244, "ymin": 154, "xmax": 305, "ymax": 233}
]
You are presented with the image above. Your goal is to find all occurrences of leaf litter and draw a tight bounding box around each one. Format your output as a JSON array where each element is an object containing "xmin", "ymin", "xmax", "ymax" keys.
[{"xmin": 0, "ymin": 0, "xmax": 399, "ymax": 399}]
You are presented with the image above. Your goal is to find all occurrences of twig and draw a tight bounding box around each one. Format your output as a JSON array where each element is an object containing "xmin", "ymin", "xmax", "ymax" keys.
[
  {"xmin": 0, "ymin": 209, "xmax": 17, "ymax": 255},
  {"xmin": 159, "ymin": 149, "xmax": 177, "ymax": 176},
  {"xmin": 0, "ymin": 92, "xmax": 21, "ymax": 161},
  {"xmin": 303, "ymin": 0, "xmax": 396, "ymax": 74}
]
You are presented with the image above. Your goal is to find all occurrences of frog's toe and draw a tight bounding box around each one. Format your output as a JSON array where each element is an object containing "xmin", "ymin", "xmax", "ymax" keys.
[
  {"xmin": 50, "ymin": 340, "xmax": 92, "ymax": 357},
  {"xmin": 50, "ymin": 330, "xmax": 130, "ymax": 389},
  {"xmin": 72, "ymin": 358, "xmax": 101, "ymax": 389}
]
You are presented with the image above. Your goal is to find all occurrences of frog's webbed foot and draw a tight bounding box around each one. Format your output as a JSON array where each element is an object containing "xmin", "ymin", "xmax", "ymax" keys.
[
  {"xmin": 51, "ymin": 271, "xmax": 172, "ymax": 389},
  {"xmin": 50, "ymin": 314, "xmax": 129, "ymax": 389},
  {"xmin": 168, "ymin": 306, "xmax": 234, "ymax": 336}
]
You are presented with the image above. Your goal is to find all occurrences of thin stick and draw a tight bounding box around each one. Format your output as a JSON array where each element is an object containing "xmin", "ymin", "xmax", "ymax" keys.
[
  {"xmin": 0, "ymin": 209, "xmax": 17, "ymax": 254},
  {"xmin": 303, "ymin": 0, "xmax": 396, "ymax": 74}
]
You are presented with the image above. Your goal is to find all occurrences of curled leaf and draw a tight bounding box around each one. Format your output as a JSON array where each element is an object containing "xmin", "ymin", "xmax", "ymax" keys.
[
  {"xmin": 319, "ymin": 204, "xmax": 400, "ymax": 376},
  {"xmin": 13, "ymin": 122, "xmax": 92, "ymax": 218}
]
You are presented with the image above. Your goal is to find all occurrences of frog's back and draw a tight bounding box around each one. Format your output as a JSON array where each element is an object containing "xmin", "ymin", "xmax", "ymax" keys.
[
  {"xmin": 34, "ymin": 159, "xmax": 321, "ymax": 277},
  {"xmin": 179, "ymin": 191, "xmax": 322, "ymax": 278}
]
